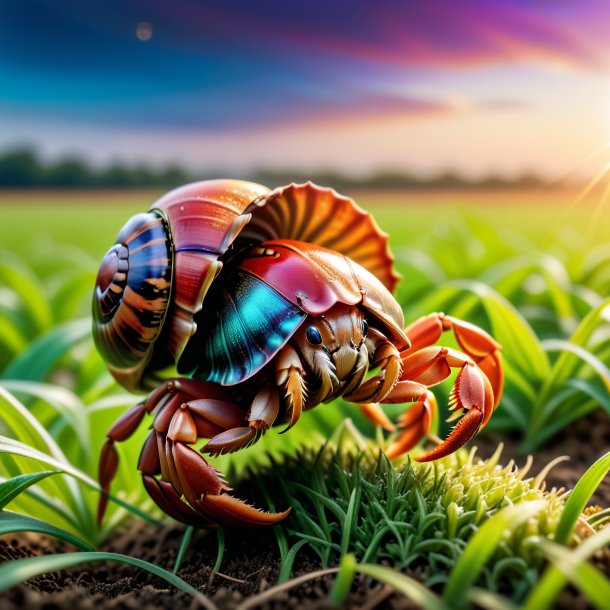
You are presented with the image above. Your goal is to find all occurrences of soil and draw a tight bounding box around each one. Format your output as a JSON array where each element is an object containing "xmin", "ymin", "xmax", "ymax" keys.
[
  {"xmin": 1, "ymin": 410, "xmax": 608, "ymax": 610},
  {"xmin": 0, "ymin": 524, "xmax": 423, "ymax": 610}
]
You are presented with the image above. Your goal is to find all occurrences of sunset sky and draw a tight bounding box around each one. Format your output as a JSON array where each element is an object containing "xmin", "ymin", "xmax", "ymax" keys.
[{"xmin": 1, "ymin": 0, "xmax": 609, "ymax": 180}]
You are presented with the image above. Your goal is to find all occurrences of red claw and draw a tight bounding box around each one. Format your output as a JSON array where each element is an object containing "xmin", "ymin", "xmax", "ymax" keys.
[
  {"xmin": 416, "ymin": 361, "xmax": 493, "ymax": 461},
  {"xmin": 370, "ymin": 312, "xmax": 502, "ymax": 463},
  {"xmin": 415, "ymin": 407, "xmax": 483, "ymax": 462}
]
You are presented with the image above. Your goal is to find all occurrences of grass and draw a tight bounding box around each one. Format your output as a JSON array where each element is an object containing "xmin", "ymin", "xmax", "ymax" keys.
[
  {"xmin": 245, "ymin": 425, "xmax": 568, "ymax": 602},
  {"xmin": 0, "ymin": 186, "xmax": 609, "ymax": 607},
  {"xmin": 0, "ymin": 419, "xmax": 608, "ymax": 609}
]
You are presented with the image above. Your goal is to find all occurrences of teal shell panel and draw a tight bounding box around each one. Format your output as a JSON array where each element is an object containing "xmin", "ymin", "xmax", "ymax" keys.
[{"xmin": 189, "ymin": 270, "xmax": 306, "ymax": 386}]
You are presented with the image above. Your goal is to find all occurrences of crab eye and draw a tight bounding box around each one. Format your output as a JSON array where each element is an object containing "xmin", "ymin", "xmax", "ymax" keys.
[
  {"xmin": 306, "ymin": 325, "xmax": 323, "ymax": 345},
  {"xmin": 362, "ymin": 319, "xmax": 368, "ymax": 337}
]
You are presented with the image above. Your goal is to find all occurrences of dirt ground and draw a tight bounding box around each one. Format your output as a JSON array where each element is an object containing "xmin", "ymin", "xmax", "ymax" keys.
[{"xmin": 1, "ymin": 409, "xmax": 608, "ymax": 610}]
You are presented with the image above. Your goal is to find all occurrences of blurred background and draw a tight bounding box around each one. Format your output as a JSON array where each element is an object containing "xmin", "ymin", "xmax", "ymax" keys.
[{"xmin": 0, "ymin": 0, "xmax": 608, "ymax": 190}]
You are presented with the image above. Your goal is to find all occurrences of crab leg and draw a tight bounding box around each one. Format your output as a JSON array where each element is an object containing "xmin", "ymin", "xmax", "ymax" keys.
[
  {"xmin": 139, "ymin": 430, "xmax": 213, "ymax": 526},
  {"xmin": 98, "ymin": 402, "xmax": 147, "ymax": 524},
  {"xmin": 203, "ymin": 385, "xmax": 281, "ymax": 455},
  {"xmin": 379, "ymin": 382, "xmax": 438, "ymax": 458},
  {"xmin": 382, "ymin": 346, "xmax": 494, "ymax": 461},
  {"xmin": 98, "ymin": 378, "xmax": 230, "ymax": 524},
  {"xmin": 343, "ymin": 329, "xmax": 402, "ymax": 403},
  {"xmin": 158, "ymin": 389, "xmax": 289, "ymax": 526},
  {"xmin": 275, "ymin": 344, "xmax": 307, "ymax": 431},
  {"xmin": 405, "ymin": 312, "xmax": 503, "ymax": 407},
  {"xmin": 359, "ymin": 403, "xmax": 396, "ymax": 432},
  {"xmin": 98, "ymin": 378, "xmax": 290, "ymax": 528}
]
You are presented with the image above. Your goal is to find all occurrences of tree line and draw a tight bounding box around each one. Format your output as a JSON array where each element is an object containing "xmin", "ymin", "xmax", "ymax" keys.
[{"xmin": 0, "ymin": 147, "xmax": 546, "ymax": 190}]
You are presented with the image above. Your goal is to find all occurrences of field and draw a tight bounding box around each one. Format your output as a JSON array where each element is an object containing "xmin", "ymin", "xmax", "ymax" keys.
[
  {"xmin": 0, "ymin": 185, "xmax": 609, "ymax": 609},
  {"xmin": 2, "ymin": 186, "xmax": 607, "ymax": 258}
]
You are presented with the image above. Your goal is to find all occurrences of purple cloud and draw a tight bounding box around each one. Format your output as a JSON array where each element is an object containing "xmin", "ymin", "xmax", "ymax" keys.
[{"xmin": 0, "ymin": 0, "xmax": 606, "ymax": 132}]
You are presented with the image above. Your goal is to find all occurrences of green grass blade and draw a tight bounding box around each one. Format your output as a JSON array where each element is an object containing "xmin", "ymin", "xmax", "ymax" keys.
[
  {"xmin": 1, "ymin": 318, "xmax": 91, "ymax": 381},
  {"xmin": 0, "ymin": 386, "xmax": 72, "ymax": 463},
  {"xmin": 328, "ymin": 553, "xmax": 357, "ymax": 606},
  {"xmin": 0, "ymin": 435, "xmax": 158, "ymax": 526},
  {"xmin": 0, "ymin": 315, "xmax": 27, "ymax": 363},
  {"xmin": 0, "ymin": 474, "xmax": 78, "ymax": 528},
  {"xmin": 482, "ymin": 254, "xmax": 576, "ymax": 334},
  {"xmin": 0, "ymin": 551, "xmax": 215, "ymax": 608},
  {"xmin": 0, "ymin": 511, "xmax": 94, "ymax": 551},
  {"xmin": 0, "ymin": 470, "xmax": 59, "ymax": 509},
  {"xmin": 538, "ymin": 540, "xmax": 610, "ymax": 610},
  {"xmin": 467, "ymin": 588, "xmax": 520, "ymax": 610},
  {"xmin": 173, "ymin": 525, "xmax": 194, "ymax": 574},
  {"xmin": 527, "ymin": 299, "xmax": 610, "ymax": 443},
  {"xmin": 524, "ymin": 524, "xmax": 610, "ymax": 610},
  {"xmin": 339, "ymin": 484, "xmax": 360, "ymax": 557},
  {"xmin": 542, "ymin": 340, "xmax": 610, "ymax": 392},
  {"xmin": 357, "ymin": 562, "xmax": 446, "ymax": 610},
  {"xmin": 49, "ymin": 269, "xmax": 96, "ymax": 322},
  {"xmin": 443, "ymin": 500, "xmax": 546, "ymax": 605},
  {"xmin": 540, "ymin": 298, "xmax": 610, "ymax": 394},
  {"xmin": 0, "ymin": 387, "xmax": 85, "ymax": 519},
  {"xmin": 0, "ymin": 255, "xmax": 52, "ymax": 335},
  {"xmin": 278, "ymin": 540, "xmax": 308, "ymax": 584},
  {"xmin": 554, "ymin": 450, "xmax": 610, "ymax": 544},
  {"xmin": 207, "ymin": 528, "xmax": 225, "ymax": 587},
  {"xmin": 0, "ymin": 380, "xmax": 90, "ymax": 451},
  {"xmin": 457, "ymin": 281, "xmax": 551, "ymax": 380}
]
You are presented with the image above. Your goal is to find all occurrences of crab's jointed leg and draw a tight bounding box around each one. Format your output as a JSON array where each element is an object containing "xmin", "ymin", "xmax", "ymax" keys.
[
  {"xmin": 343, "ymin": 328, "xmax": 403, "ymax": 403},
  {"xmin": 355, "ymin": 312, "xmax": 502, "ymax": 462},
  {"xmin": 98, "ymin": 378, "xmax": 290, "ymax": 528},
  {"xmin": 275, "ymin": 344, "xmax": 307, "ymax": 431},
  {"xmin": 406, "ymin": 312, "xmax": 503, "ymax": 407},
  {"xmin": 203, "ymin": 384, "xmax": 281, "ymax": 455},
  {"xmin": 378, "ymin": 311, "xmax": 502, "ymax": 461},
  {"xmin": 203, "ymin": 343, "xmax": 309, "ymax": 453}
]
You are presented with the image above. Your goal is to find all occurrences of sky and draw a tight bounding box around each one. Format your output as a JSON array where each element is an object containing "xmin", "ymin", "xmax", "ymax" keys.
[{"xmin": 1, "ymin": 0, "xmax": 609, "ymax": 180}]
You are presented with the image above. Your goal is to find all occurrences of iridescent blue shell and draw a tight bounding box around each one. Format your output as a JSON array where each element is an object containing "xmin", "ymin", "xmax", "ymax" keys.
[{"xmin": 179, "ymin": 269, "xmax": 305, "ymax": 385}]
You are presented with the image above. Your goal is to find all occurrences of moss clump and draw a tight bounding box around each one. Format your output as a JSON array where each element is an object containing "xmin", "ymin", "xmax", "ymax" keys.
[{"xmin": 241, "ymin": 422, "xmax": 569, "ymax": 600}]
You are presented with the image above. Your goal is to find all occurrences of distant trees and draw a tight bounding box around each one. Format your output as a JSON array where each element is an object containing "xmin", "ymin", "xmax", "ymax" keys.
[
  {"xmin": 0, "ymin": 149, "xmax": 44, "ymax": 186},
  {"xmin": 0, "ymin": 148, "xmax": 192, "ymax": 188},
  {"xmin": 0, "ymin": 147, "xmax": 546, "ymax": 190}
]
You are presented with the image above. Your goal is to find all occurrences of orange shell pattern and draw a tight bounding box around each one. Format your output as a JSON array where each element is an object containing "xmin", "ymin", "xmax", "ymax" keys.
[{"xmin": 242, "ymin": 182, "xmax": 399, "ymax": 293}]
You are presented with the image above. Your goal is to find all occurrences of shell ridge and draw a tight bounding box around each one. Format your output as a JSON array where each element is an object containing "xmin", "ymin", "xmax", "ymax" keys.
[{"xmin": 242, "ymin": 182, "xmax": 400, "ymax": 292}]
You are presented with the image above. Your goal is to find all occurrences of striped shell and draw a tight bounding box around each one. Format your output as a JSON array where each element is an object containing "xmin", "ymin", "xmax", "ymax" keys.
[
  {"xmin": 93, "ymin": 180, "xmax": 399, "ymax": 391},
  {"xmin": 92, "ymin": 212, "xmax": 173, "ymax": 388}
]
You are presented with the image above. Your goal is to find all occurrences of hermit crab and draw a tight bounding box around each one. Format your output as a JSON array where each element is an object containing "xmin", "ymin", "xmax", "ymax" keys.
[{"xmin": 93, "ymin": 180, "xmax": 504, "ymax": 527}]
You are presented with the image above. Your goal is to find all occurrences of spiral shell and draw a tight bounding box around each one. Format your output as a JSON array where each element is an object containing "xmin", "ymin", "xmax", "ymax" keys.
[
  {"xmin": 92, "ymin": 212, "xmax": 173, "ymax": 389},
  {"xmin": 93, "ymin": 179, "xmax": 399, "ymax": 391}
]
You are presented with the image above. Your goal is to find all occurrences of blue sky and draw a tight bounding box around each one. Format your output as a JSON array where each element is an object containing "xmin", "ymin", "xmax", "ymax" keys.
[{"xmin": 1, "ymin": 0, "xmax": 609, "ymax": 178}]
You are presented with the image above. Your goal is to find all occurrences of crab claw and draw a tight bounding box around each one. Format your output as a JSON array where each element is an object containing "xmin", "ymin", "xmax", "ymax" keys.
[
  {"xmin": 416, "ymin": 362, "xmax": 492, "ymax": 462},
  {"xmin": 385, "ymin": 391, "xmax": 435, "ymax": 459},
  {"xmin": 195, "ymin": 494, "xmax": 291, "ymax": 527},
  {"xmin": 169, "ymin": 440, "xmax": 289, "ymax": 527}
]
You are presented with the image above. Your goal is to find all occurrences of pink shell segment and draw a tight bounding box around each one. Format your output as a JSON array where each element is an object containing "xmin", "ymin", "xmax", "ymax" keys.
[
  {"xmin": 150, "ymin": 180, "xmax": 270, "ymax": 370},
  {"xmin": 240, "ymin": 240, "xmax": 408, "ymax": 350}
]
